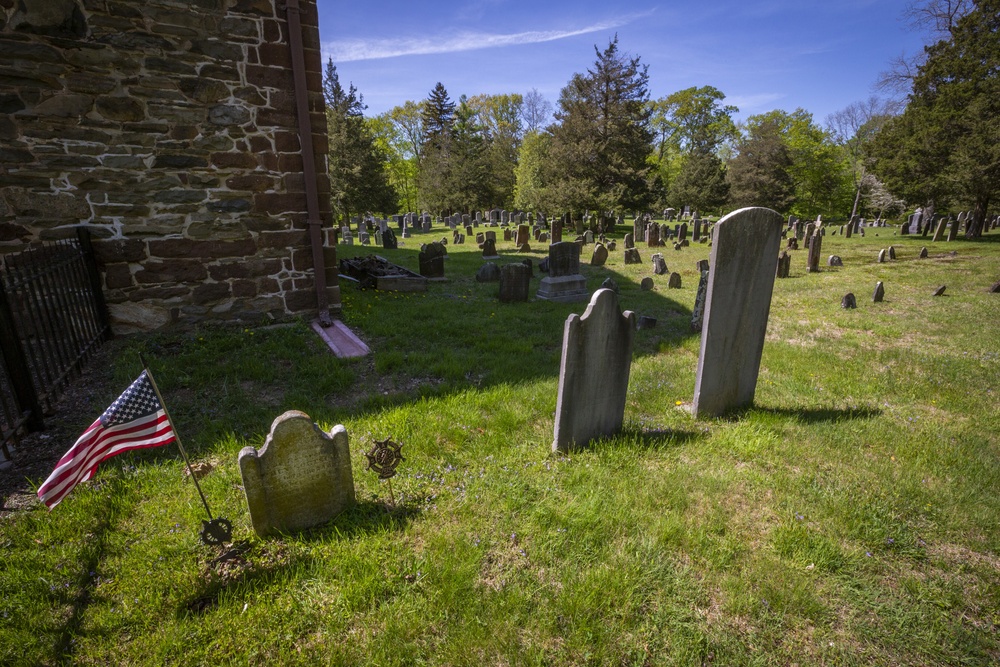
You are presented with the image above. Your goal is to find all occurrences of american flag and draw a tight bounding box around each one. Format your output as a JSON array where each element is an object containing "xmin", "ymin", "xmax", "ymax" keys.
[{"xmin": 37, "ymin": 371, "xmax": 176, "ymax": 509}]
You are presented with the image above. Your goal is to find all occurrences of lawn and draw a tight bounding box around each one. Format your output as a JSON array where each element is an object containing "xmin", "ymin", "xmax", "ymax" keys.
[{"xmin": 2, "ymin": 221, "xmax": 999, "ymax": 666}]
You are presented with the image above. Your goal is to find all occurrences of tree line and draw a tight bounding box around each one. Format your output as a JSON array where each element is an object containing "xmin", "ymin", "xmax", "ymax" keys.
[{"xmin": 324, "ymin": 0, "xmax": 997, "ymax": 238}]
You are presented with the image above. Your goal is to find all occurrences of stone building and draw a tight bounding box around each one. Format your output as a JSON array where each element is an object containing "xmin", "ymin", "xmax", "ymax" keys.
[{"xmin": 0, "ymin": 0, "xmax": 340, "ymax": 333}]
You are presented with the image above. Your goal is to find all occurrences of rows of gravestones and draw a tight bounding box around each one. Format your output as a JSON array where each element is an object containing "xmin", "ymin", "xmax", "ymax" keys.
[{"xmin": 239, "ymin": 206, "xmax": 999, "ymax": 536}]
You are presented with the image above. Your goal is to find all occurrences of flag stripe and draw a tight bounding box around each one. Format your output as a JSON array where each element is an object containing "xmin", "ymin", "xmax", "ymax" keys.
[
  {"xmin": 37, "ymin": 371, "xmax": 177, "ymax": 510},
  {"xmin": 37, "ymin": 413, "xmax": 175, "ymax": 508}
]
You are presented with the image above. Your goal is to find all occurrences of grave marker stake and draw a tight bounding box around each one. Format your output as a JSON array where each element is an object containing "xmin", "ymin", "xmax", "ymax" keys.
[{"xmin": 139, "ymin": 354, "xmax": 231, "ymax": 545}]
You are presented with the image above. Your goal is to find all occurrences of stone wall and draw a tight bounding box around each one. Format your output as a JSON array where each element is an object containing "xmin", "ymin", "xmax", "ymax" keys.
[{"xmin": 0, "ymin": 0, "xmax": 339, "ymax": 333}]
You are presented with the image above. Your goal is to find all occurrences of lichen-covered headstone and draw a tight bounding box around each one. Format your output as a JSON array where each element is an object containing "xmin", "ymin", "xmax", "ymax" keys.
[
  {"xmin": 239, "ymin": 411, "xmax": 355, "ymax": 538},
  {"xmin": 667, "ymin": 272, "xmax": 682, "ymax": 289},
  {"xmin": 652, "ymin": 253, "xmax": 668, "ymax": 275},
  {"xmin": 553, "ymin": 289, "xmax": 636, "ymax": 452},
  {"xmin": 873, "ymin": 281, "xmax": 885, "ymax": 303},
  {"xmin": 590, "ymin": 243, "xmax": 609, "ymax": 266},
  {"xmin": 842, "ymin": 293, "xmax": 857, "ymax": 309},
  {"xmin": 693, "ymin": 207, "xmax": 783, "ymax": 419}
]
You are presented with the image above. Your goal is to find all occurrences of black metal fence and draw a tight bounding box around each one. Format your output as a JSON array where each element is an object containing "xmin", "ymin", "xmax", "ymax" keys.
[{"xmin": 0, "ymin": 227, "xmax": 112, "ymax": 459}]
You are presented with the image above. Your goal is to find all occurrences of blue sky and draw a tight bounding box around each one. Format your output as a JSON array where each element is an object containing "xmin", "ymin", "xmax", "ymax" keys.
[{"xmin": 316, "ymin": 0, "xmax": 926, "ymax": 126}]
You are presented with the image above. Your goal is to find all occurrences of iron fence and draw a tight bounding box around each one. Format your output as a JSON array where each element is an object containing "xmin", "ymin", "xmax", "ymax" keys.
[{"xmin": 0, "ymin": 227, "xmax": 111, "ymax": 459}]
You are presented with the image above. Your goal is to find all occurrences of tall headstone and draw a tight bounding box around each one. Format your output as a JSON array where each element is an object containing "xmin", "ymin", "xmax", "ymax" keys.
[
  {"xmin": 776, "ymin": 251, "xmax": 791, "ymax": 278},
  {"xmin": 516, "ymin": 224, "xmax": 530, "ymax": 246},
  {"xmin": 693, "ymin": 207, "xmax": 783, "ymax": 419},
  {"xmin": 873, "ymin": 281, "xmax": 885, "ymax": 303},
  {"xmin": 691, "ymin": 269, "xmax": 710, "ymax": 332},
  {"xmin": 807, "ymin": 228, "xmax": 822, "ymax": 272},
  {"xmin": 932, "ymin": 217, "xmax": 948, "ymax": 242},
  {"xmin": 552, "ymin": 289, "xmax": 636, "ymax": 453},
  {"xmin": 239, "ymin": 411, "xmax": 355, "ymax": 538},
  {"xmin": 536, "ymin": 242, "xmax": 589, "ymax": 302}
]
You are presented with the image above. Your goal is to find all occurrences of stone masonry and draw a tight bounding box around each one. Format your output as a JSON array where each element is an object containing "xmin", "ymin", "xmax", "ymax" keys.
[{"xmin": 0, "ymin": 0, "xmax": 338, "ymax": 333}]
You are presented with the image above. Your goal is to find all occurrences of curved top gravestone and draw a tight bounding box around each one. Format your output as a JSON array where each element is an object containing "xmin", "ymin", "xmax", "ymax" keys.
[
  {"xmin": 693, "ymin": 207, "xmax": 783, "ymax": 419},
  {"xmin": 553, "ymin": 288, "xmax": 635, "ymax": 452}
]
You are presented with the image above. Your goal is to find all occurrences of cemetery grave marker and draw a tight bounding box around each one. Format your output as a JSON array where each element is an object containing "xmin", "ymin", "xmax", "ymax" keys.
[
  {"xmin": 552, "ymin": 289, "xmax": 635, "ymax": 453},
  {"xmin": 693, "ymin": 207, "xmax": 782, "ymax": 419}
]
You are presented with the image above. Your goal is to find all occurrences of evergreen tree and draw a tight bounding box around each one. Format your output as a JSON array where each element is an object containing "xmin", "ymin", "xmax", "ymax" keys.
[
  {"xmin": 419, "ymin": 83, "xmax": 457, "ymax": 212},
  {"xmin": 323, "ymin": 59, "xmax": 398, "ymax": 220},
  {"xmin": 668, "ymin": 150, "xmax": 729, "ymax": 214},
  {"xmin": 447, "ymin": 96, "xmax": 492, "ymax": 211},
  {"xmin": 544, "ymin": 36, "xmax": 654, "ymax": 213},
  {"xmin": 872, "ymin": 0, "xmax": 999, "ymax": 237},
  {"xmin": 727, "ymin": 115, "xmax": 795, "ymax": 213}
]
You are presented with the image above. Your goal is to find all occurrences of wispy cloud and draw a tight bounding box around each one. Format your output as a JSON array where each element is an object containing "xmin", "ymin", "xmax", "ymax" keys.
[
  {"xmin": 324, "ymin": 12, "xmax": 652, "ymax": 63},
  {"xmin": 726, "ymin": 93, "xmax": 786, "ymax": 112}
]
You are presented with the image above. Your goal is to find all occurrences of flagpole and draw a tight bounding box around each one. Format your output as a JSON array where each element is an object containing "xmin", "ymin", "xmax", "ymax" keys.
[{"xmin": 138, "ymin": 354, "xmax": 214, "ymax": 522}]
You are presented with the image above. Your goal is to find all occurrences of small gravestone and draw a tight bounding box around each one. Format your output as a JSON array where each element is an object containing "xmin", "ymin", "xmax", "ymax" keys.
[
  {"xmin": 522, "ymin": 258, "xmax": 534, "ymax": 276},
  {"xmin": 786, "ymin": 237, "xmax": 798, "ymax": 250},
  {"xmin": 552, "ymin": 289, "xmax": 635, "ymax": 453},
  {"xmin": 600, "ymin": 277, "xmax": 619, "ymax": 293},
  {"xmin": 482, "ymin": 238, "xmax": 499, "ymax": 259},
  {"xmin": 696, "ymin": 259, "xmax": 709, "ymax": 272},
  {"xmin": 693, "ymin": 207, "xmax": 783, "ymax": 419},
  {"xmin": 640, "ymin": 277, "xmax": 654, "ymax": 290},
  {"xmin": 776, "ymin": 251, "xmax": 791, "ymax": 278},
  {"xmin": 932, "ymin": 285, "xmax": 946, "ymax": 296},
  {"xmin": 873, "ymin": 281, "xmax": 885, "ymax": 303},
  {"xmin": 591, "ymin": 243, "xmax": 609, "ymax": 266},
  {"xmin": 606, "ymin": 239, "xmax": 615, "ymax": 251},
  {"xmin": 624, "ymin": 248, "xmax": 642, "ymax": 264},
  {"xmin": 807, "ymin": 229, "xmax": 822, "ymax": 272},
  {"xmin": 583, "ymin": 230, "xmax": 594, "ymax": 245},
  {"xmin": 382, "ymin": 227, "xmax": 398, "ymax": 250},
  {"xmin": 239, "ymin": 411, "xmax": 355, "ymax": 538},
  {"xmin": 842, "ymin": 293, "xmax": 857, "ymax": 309},
  {"xmin": 503, "ymin": 228, "xmax": 513, "ymax": 242},
  {"xmin": 536, "ymin": 242, "xmax": 588, "ymax": 302},
  {"xmin": 499, "ymin": 263, "xmax": 531, "ymax": 302},
  {"xmin": 418, "ymin": 242, "xmax": 447, "ymax": 279},
  {"xmin": 637, "ymin": 315, "xmax": 657, "ymax": 330},
  {"xmin": 988, "ymin": 280, "xmax": 1000, "ymax": 293},
  {"xmin": 667, "ymin": 272, "xmax": 682, "ymax": 289},
  {"xmin": 828, "ymin": 255, "xmax": 843, "ymax": 267},
  {"xmin": 517, "ymin": 243, "xmax": 531, "ymax": 252},
  {"xmin": 476, "ymin": 232, "xmax": 486, "ymax": 245},
  {"xmin": 932, "ymin": 217, "xmax": 948, "ymax": 242},
  {"xmin": 691, "ymin": 269, "xmax": 710, "ymax": 332},
  {"xmin": 947, "ymin": 217, "xmax": 960, "ymax": 242},
  {"xmin": 877, "ymin": 249, "xmax": 887, "ymax": 263},
  {"xmin": 919, "ymin": 247, "xmax": 928, "ymax": 258},
  {"xmin": 624, "ymin": 233, "xmax": 635, "ymax": 249},
  {"xmin": 652, "ymin": 253, "xmax": 668, "ymax": 275},
  {"xmin": 888, "ymin": 245, "xmax": 896, "ymax": 260},
  {"xmin": 539, "ymin": 232, "xmax": 549, "ymax": 243},
  {"xmin": 476, "ymin": 262, "xmax": 500, "ymax": 282}
]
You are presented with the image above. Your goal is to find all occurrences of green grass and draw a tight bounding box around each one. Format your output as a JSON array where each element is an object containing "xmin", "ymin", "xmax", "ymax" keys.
[{"xmin": 3, "ymin": 223, "xmax": 1000, "ymax": 665}]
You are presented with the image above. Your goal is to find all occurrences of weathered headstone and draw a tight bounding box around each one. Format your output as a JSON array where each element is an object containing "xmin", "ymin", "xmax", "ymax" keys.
[
  {"xmin": 693, "ymin": 207, "xmax": 783, "ymax": 419},
  {"xmin": 600, "ymin": 277, "xmax": 619, "ymax": 293},
  {"xmin": 499, "ymin": 263, "xmax": 531, "ymax": 303},
  {"xmin": 667, "ymin": 272, "xmax": 682, "ymax": 289},
  {"xmin": 776, "ymin": 251, "xmax": 791, "ymax": 278},
  {"xmin": 932, "ymin": 217, "xmax": 948, "ymax": 242},
  {"xmin": 887, "ymin": 245, "xmax": 896, "ymax": 260},
  {"xmin": 919, "ymin": 246, "xmax": 928, "ymax": 258},
  {"xmin": 877, "ymin": 249, "xmax": 886, "ymax": 263},
  {"xmin": 382, "ymin": 227, "xmax": 398, "ymax": 249},
  {"xmin": 828, "ymin": 255, "xmax": 843, "ymax": 267},
  {"xmin": 651, "ymin": 253, "xmax": 668, "ymax": 275},
  {"xmin": 418, "ymin": 242, "xmax": 446, "ymax": 279},
  {"xmin": 516, "ymin": 224, "xmax": 530, "ymax": 246},
  {"xmin": 842, "ymin": 293, "xmax": 857, "ymax": 309},
  {"xmin": 591, "ymin": 243, "xmax": 609, "ymax": 266},
  {"xmin": 476, "ymin": 262, "xmax": 500, "ymax": 282},
  {"xmin": 932, "ymin": 285, "xmax": 946, "ymax": 296},
  {"xmin": 552, "ymin": 289, "xmax": 635, "ymax": 453},
  {"xmin": 624, "ymin": 233, "xmax": 635, "ymax": 249},
  {"xmin": 624, "ymin": 248, "xmax": 642, "ymax": 264},
  {"xmin": 988, "ymin": 280, "xmax": 1000, "ymax": 293},
  {"xmin": 640, "ymin": 277, "xmax": 654, "ymax": 290},
  {"xmin": 645, "ymin": 223, "xmax": 660, "ymax": 247},
  {"xmin": 482, "ymin": 238, "xmax": 499, "ymax": 259},
  {"xmin": 807, "ymin": 228, "xmax": 822, "ymax": 272},
  {"xmin": 239, "ymin": 411, "xmax": 355, "ymax": 538},
  {"xmin": 873, "ymin": 281, "xmax": 885, "ymax": 303},
  {"xmin": 691, "ymin": 269, "xmax": 710, "ymax": 332},
  {"xmin": 536, "ymin": 242, "xmax": 588, "ymax": 302}
]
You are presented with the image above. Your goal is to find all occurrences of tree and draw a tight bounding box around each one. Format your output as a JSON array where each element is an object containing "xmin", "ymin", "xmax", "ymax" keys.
[
  {"xmin": 544, "ymin": 36, "xmax": 654, "ymax": 213},
  {"xmin": 367, "ymin": 113, "xmax": 418, "ymax": 212},
  {"xmin": 668, "ymin": 150, "xmax": 729, "ymax": 214},
  {"xmin": 468, "ymin": 93, "xmax": 524, "ymax": 207},
  {"xmin": 651, "ymin": 86, "xmax": 739, "ymax": 157},
  {"xmin": 726, "ymin": 114, "xmax": 795, "ymax": 213},
  {"xmin": 522, "ymin": 88, "xmax": 553, "ymax": 133},
  {"xmin": 513, "ymin": 130, "xmax": 551, "ymax": 211},
  {"xmin": 871, "ymin": 0, "xmax": 1000, "ymax": 237},
  {"xmin": 446, "ymin": 95, "xmax": 492, "ymax": 211},
  {"xmin": 323, "ymin": 59, "xmax": 397, "ymax": 221},
  {"xmin": 419, "ymin": 83, "xmax": 457, "ymax": 212},
  {"xmin": 827, "ymin": 97, "xmax": 900, "ymax": 218},
  {"xmin": 878, "ymin": 0, "xmax": 975, "ymax": 93}
]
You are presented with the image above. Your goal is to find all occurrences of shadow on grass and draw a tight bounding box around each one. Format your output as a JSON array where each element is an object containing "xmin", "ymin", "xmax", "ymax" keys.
[{"xmin": 730, "ymin": 404, "xmax": 883, "ymax": 424}]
